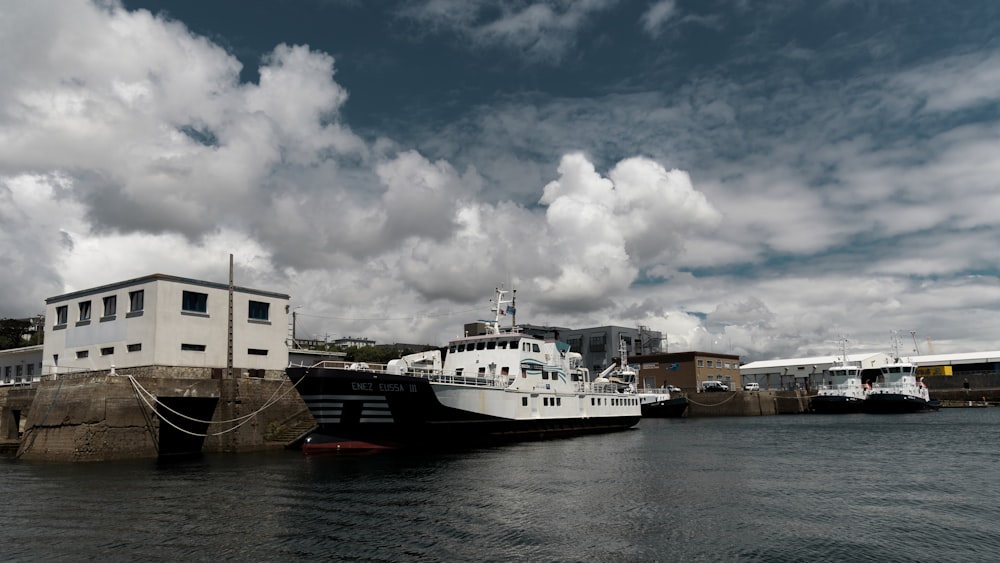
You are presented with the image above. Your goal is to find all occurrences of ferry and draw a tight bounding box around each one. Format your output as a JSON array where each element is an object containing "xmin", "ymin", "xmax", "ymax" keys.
[{"xmin": 287, "ymin": 287, "xmax": 641, "ymax": 452}]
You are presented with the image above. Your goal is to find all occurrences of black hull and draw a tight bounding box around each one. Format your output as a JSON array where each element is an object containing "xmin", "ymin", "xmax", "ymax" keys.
[
  {"xmin": 287, "ymin": 366, "xmax": 640, "ymax": 449},
  {"xmin": 640, "ymin": 397, "xmax": 688, "ymax": 418},
  {"xmin": 863, "ymin": 394, "xmax": 941, "ymax": 414},
  {"xmin": 809, "ymin": 395, "xmax": 865, "ymax": 414}
]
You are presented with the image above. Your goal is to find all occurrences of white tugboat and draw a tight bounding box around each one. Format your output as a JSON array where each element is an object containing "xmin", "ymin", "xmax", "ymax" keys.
[
  {"xmin": 287, "ymin": 286, "xmax": 642, "ymax": 452},
  {"xmin": 864, "ymin": 332, "xmax": 941, "ymax": 414},
  {"xmin": 810, "ymin": 340, "xmax": 868, "ymax": 414}
]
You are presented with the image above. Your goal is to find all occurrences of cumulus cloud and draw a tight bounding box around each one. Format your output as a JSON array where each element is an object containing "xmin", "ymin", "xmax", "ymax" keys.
[{"xmin": 4, "ymin": 0, "xmax": 1000, "ymax": 362}]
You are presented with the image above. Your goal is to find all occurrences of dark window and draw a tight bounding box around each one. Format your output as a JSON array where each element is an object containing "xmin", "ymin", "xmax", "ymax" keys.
[
  {"xmin": 522, "ymin": 397, "xmax": 528, "ymax": 406},
  {"xmin": 76, "ymin": 350, "xmax": 89, "ymax": 359},
  {"xmin": 129, "ymin": 290, "xmax": 144, "ymax": 312},
  {"xmin": 248, "ymin": 348, "xmax": 268, "ymax": 356},
  {"xmin": 181, "ymin": 343, "xmax": 206, "ymax": 351},
  {"xmin": 182, "ymin": 291, "xmax": 208, "ymax": 313},
  {"xmin": 26, "ymin": 363, "xmax": 34, "ymax": 376},
  {"xmin": 55, "ymin": 306, "xmax": 68, "ymax": 325},
  {"xmin": 589, "ymin": 335, "xmax": 606, "ymax": 353},
  {"xmin": 127, "ymin": 343, "xmax": 141, "ymax": 352},
  {"xmin": 102, "ymin": 295, "xmax": 117, "ymax": 318},
  {"xmin": 557, "ymin": 398, "xmax": 562, "ymax": 406},
  {"xmin": 101, "ymin": 347, "xmax": 114, "ymax": 356},
  {"xmin": 531, "ymin": 344, "xmax": 540, "ymax": 352},
  {"xmin": 248, "ymin": 300, "xmax": 269, "ymax": 321},
  {"xmin": 78, "ymin": 301, "xmax": 91, "ymax": 322}
]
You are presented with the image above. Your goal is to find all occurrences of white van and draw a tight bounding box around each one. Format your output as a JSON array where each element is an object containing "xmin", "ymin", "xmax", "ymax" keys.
[{"xmin": 743, "ymin": 382, "xmax": 760, "ymax": 392}]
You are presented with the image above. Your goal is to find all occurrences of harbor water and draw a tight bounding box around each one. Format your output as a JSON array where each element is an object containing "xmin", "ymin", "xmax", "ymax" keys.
[{"xmin": 3, "ymin": 408, "xmax": 999, "ymax": 562}]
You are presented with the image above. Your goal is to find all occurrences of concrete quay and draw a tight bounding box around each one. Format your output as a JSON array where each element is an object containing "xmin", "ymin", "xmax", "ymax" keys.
[
  {"xmin": 683, "ymin": 390, "xmax": 810, "ymax": 416},
  {"xmin": 0, "ymin": 369, "xmax": 315, "ymax": 462}
]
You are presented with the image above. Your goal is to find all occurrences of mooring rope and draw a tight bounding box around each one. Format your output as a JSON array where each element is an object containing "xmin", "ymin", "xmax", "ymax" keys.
[
  {"xmin": 685, "ymin": 392, "xmax": 740, "ymax": 407},
  {"xmin": 124, "ymin": 373, "xmax": 306, "ymax": 437}
]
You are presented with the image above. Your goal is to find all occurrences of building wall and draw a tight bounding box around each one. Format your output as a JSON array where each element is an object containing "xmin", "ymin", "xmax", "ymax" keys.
[
  {"xmin": 0, "ymin": 346, "xmax": 43, "ymax": 386},
  {"xmin": 635, "ymin": 351, "xmax": 741, "ymax": 391},
  {"xmin": 559, "ymin": 325, "xmax": 663, "ymax": 375},
  {"xmin": 43, "ymin": 274, "xmax": 289, "ymax": 376}
]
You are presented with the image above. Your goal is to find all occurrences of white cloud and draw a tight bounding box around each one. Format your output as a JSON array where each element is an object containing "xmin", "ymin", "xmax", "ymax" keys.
[
  {"xmin": 640, "ymin": 0, "xmax": 676, "ymax": 37},
  {"xmin": 396, "ymin": 0, "xmax": 618, "ymax": 62}
]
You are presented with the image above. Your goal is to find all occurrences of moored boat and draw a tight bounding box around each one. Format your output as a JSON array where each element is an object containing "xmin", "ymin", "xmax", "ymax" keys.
[
  {"xmin": 864, "ymin": 333, "xmax": 941, "ymax": 414},
  {"xmin": 810, "ymin": 341, "xmax": 867, "ymax": 414},
  {"xmin": 606, "ymin": 338, "xmax": 688, "ymax": 418},
  {"xmin": 286, "ymin": 286, "xmax": 642, "ymax": 451}
]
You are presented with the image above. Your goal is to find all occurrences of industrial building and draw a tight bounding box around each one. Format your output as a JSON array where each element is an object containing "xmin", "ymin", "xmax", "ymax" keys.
[{"xmin": 741, "ymin": 351, "xmax": 1000, "ymax": 391}]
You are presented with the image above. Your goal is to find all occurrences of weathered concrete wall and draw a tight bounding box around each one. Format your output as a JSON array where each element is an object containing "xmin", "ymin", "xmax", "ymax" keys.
[
  {"xmin": 12, "ymin": 369, "xmax": 313, "ymax": 462},
  {"xmin": 685, "ymin": 390, "xmax": 809, "ymax": 416},
  {"xmin": 17, "ymin": 375, "xmax": 159, "ymax": 461}
]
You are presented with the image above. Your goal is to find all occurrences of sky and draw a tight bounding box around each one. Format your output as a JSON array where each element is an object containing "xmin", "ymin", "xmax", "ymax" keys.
[{"xmin": 3, "ymin": 0, "xmax": 1000, "ymax": 362}]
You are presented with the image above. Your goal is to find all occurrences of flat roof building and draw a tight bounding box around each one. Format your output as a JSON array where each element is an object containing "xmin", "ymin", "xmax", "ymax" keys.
[{"xmin": 43, "ymin": 273, "xmax": 290, "ymax": 378}]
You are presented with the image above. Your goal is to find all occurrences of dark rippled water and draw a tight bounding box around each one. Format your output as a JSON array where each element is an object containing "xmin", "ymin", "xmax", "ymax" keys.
[{"xmin": 3, "ymin": 408, "xmax": 999, "ymax": 562}]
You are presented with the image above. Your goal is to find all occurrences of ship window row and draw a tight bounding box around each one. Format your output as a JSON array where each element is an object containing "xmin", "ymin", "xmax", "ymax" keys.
[
  {"xmin": 448, "ymin": 340, "xmax": 545, "ymax": 353},
  {"xmin": 590, "ymin": 397, "xmax": 638, "ymax": 407},
  {"xmin": 542, "ymin": 397, "xmax": 563, "ymax": 406},
  {"xmin": 53, "ymin": 290, "xmax": 273, "ymax": 329}
]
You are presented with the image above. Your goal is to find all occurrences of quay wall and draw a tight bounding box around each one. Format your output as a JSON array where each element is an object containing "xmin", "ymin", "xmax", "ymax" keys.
[
  {"xmin": 4, "ymin": 368, "xmax": 313, "ymax": 462},
  {"xmin": 684, "ymin": 391, "xmax": 810, "ymax": 416}
]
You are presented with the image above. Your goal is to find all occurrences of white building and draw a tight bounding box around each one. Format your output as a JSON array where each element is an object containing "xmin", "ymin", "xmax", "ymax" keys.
[
  {"xmin": 741, "ymin": 353, "xmax": 893, "ymax": 390},
  {"xmin": 43, "ymin": 274, "xmax": 290, "ymax": 377},
  {"xmin": 0, "ymin": 345, "xmax": 43, "ymax": 386}
]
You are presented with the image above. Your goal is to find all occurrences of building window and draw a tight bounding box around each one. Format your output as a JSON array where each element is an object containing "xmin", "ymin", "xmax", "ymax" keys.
[
  {"xmin": 55, "ymin": 306, "xmax": 68, "ymax": 326},
  {"xmin": 248, "ymin": 300, "xmax": 269, "ymax": 321},
  {"xmin": 78, "ymin": 301, "xmax": 91, "ymax": 322},
  {"xmin": 589, "ymin": 335, "xmax": 606, "ymax": 353},
  {"xmin": 76, "ymin": 350, "xmax": 89, "ymax": 359},
  {"xmin": 127, "ymin": 343, "xmax": 142, "ymax": 352},
  {"xmin": 26, "ymin": 363, "xmax": 34, "ymax": 376},
  {"xmin": 181, "ymin": 343, "xmax": 206, "ymax": 351},
  {"xmin": 697, "ymin": 359, "xmax": 704, "ymax": 367},
  {"xmin": 248, "ymin": 348, "xmax": 268, "ymax": 356},
  {"xmin": 102, "ymin": 295, "xmax": 117, "ymax": 318},
  {"xmin": 101, "ymin": 347, "xmax": 114, "ymax": 356},
  {"xmin": 182, "ymin": 291, "xmax": 208, "ymax": 313},
  {"xmin": 129, "ymin": 290, "xmax": 144, "ymax": 313}
]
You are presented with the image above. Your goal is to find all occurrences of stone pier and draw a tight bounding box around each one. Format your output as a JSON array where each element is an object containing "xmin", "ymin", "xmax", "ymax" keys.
[{"xmin": 2, "ymin": 368, "xmax": 314, "ymax": 462}]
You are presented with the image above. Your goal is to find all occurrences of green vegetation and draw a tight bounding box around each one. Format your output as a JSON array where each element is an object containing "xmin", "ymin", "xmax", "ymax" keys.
[{"xmin": 0, "ymin": 317, "xmax": 41, "ymax": 350}]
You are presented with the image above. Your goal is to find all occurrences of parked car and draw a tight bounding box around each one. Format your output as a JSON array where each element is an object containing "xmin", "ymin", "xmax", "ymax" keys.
[
  {"xmin": 743, "ymin": 382, "xmax": 760, "ymax": 392},
  {"xmin": 667, "ymin": 385, "xmax": 683, "ymax": 393},
  {"xmin": 702, "ymin": 381, "xmax": 729, "ymax": 392}
]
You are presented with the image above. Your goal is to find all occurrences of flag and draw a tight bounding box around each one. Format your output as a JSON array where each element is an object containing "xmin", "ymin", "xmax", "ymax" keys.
[
  {"xmin": 499, "ymin": 308, "xmax": 505, "ymax": 316},
  {"xmin": 506, "ymin": 305, "xmax": 516, "ymax": 315}
]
